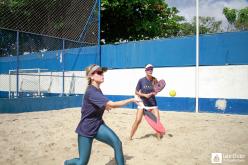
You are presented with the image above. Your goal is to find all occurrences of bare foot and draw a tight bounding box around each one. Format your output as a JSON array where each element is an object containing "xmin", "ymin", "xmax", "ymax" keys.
[{"xmin": 156, "ymin": 133, "xmax": 161, "ymax": 140}]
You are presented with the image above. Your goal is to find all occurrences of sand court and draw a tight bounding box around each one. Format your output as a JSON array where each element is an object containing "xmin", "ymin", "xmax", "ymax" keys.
[{"xmin": 0, "ymin": 108, "xmax": 247, "ymax": 165}]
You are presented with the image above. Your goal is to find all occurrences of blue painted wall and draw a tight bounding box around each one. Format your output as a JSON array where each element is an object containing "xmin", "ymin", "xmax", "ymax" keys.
[
  {"xmin": 200, "ymin": 32, "xmax": 248, "ymax": 65},
  {"xmin": 1, "ymin": 31, "xmax": 248, "ymax": 73},
  {"xmin": 105, "ymin": 96, "xmax": 248, "ymax": 115},
  {"xmin": 1, "ymin": 31, "xmax": 248, "ymax": 114},
  {"xmin": 101, "ymin": 31, "xmax": 248, "ymax": 68},
  {"xmin": 1, "ymin": 94, "xmax": 247, "ymax": 115},
  {"xmin": 0, "ymin": 95, "xmax": 83, "ymax": 113},
  {"xmin": 0, "ymin": 46, "xmax": 99, "ymax": 74},
  {"xmin": 101, "ymin": 36, "xmax": 196, "ymax": 68}
]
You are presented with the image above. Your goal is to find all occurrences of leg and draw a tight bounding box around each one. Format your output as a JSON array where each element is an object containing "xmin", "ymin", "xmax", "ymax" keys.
[
  {"xmin": 65, "ymin": 135, "xmax": 93, "ymax": 165},
  {"xmin": 95, "ymin": 124, "xmax": 124, "ymax": 165},
  {"xmin": 129, "ymin": 109, "xmax": 143, "ymax": 140},
  {"xmin": 152, "ymin": 107, "xmax": 160, "ymax": 121}
]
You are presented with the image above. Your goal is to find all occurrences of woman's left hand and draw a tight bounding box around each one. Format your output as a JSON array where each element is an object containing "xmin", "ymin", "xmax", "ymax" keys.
[
  {"xmin": 105, "ymin": 107, "xmax": 111, "ymax": 112},
  {"xmin": 133, "ymin": 96, "xmax": 142, "ymax": 105}
]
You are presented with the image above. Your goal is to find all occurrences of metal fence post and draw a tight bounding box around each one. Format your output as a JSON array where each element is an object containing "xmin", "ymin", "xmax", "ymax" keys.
[{"xmin": 98, "ymin": 0, "xmax": 101, "ymax": 66}]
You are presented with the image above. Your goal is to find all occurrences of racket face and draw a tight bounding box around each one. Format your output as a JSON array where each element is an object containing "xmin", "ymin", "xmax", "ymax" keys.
[
  {"xmin": 144, "ymin": 109, "xmax": 157, "ymax": 122},
  {"xmin": 144, "ymin": 115, "xmax": 165, "ymax": 133},
  {"xmin": 154, "ymin": 79, "xmax": 166, "ymax": 93}
]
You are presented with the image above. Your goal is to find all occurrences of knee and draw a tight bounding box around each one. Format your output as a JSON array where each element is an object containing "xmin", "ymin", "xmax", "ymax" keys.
[
  {"xmin": 78, "ymin": 159, "xmax": 88, "ymax": 165},
  {"xmin": 134, "ymin": 118, "xmax": 142, "ymax": 125},
  {"xmin": 112, "ymin": 138, "xmax": 122, "ymax": 149},
  {"xmin": 116, "ymin": 138, "xmax": 122, "ymax": 147}
]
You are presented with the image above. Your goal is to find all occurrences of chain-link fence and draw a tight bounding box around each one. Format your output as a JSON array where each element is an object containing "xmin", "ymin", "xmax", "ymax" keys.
[
  {"xmin": 0, "ymin": 0, "xmax": 100, "ymax": 99},
  {"xmin": 0, "ymin": 0, "xmax": 99, "ymax": 43}
]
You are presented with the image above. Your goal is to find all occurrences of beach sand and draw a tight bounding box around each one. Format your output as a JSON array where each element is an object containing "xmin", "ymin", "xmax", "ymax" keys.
[{"xmin": 0, "ymin": 108, "xmax": 247, "ymax": 165}]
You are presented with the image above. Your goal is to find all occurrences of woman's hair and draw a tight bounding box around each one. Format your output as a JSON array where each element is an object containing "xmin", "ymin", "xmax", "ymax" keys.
[
  {"xmin": 85, "ymin": 64, "xmax": 96, "ymax": 85},
  {"xmin": 152, "ymin": 76, "xmax": 158, "ymax": 85}
]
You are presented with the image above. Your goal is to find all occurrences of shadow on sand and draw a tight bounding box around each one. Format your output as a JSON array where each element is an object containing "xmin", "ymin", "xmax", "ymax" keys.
[
  {"xmin": 105, "ymin": 155, "xmax": 134, "ymax": 165},
  {"xmin": 137, "ymin": 133, "xmax": 173, "ymax": 139},
  {"xmin": 138, "ymin": 133, "xmax": 157, "ymax": 139}
]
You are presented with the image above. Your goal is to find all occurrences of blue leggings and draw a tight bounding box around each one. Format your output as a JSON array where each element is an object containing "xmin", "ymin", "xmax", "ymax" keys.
[{"xmin": 65, "ymin": 124, "xmax": 124, "ymax": 165}]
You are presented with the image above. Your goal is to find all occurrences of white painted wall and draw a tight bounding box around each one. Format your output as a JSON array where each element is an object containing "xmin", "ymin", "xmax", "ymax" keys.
[
  {"xmin": 101, "ymin": 67, "xmax": 195, "ymax": 97},
  {"xmin": 102, "ymin": 65, "xmax": 248, "ymax": 99},
  {"xmin": 198, "ymin": 65, "xmax": 248, "ymax": 99},
  {"xmin": 1, "ymin": 65, "xmax": 248, "ymax": 99}
]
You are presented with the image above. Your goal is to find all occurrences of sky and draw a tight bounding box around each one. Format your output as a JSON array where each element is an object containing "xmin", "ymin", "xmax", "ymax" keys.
[{"xmin": 165, "ymin": 0, "xmax": 248, "ymax": 27}]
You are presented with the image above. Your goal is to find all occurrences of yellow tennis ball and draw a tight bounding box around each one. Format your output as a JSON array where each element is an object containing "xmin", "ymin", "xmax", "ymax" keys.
[{"xmin": 169, "ymin": 90, "xmax": 176, "ymax": 97}]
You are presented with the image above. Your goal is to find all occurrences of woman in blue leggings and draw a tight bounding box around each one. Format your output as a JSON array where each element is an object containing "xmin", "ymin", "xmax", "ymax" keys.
[{"xmin": 64, "ymin": 64, "xmax": 138, "ymax": 165}]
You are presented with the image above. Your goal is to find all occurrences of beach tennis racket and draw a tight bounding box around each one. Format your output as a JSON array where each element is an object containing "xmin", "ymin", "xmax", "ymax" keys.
[
  {"xmin": 154, "ymin": 79, "xmax": 166, "ymax": 93},
  {"xmin": 142, "ymin": 107, "xmax": 165, "ymax": 133},
  {"xmin": 135, "ymin": 95, "xmax": 165, "ymax": 134},
  {"xmin": 138, "ymin": 106, "xmax": 165, "ymax": 134},
  {"xmin": 143, "ymin": 108, "xmax": 157, "ymax": 122}
]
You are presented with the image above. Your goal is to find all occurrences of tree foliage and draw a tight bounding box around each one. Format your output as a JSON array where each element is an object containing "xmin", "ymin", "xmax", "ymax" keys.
[
  {"xmin": 101, "ymin": 0, "xmax": 184, "ymax": 44},
  {"xmin": 223, "ymin": 7, "xmax": 237, "ymax": 24},
  {"xmin": 235, "ymin": 7, "xmax": 248, "ymax": 30},
  {"xmin": 223, "ymin": 7, "xmax": 248, "ymax": 31},
  {"xmin": 178, "ymin": 16, "xmax": 222, "ymax": 36}
]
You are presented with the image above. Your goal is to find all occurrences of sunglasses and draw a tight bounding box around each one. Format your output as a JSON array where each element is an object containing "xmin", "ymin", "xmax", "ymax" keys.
[
  {"xmin": 93, "ymin": 70, "xmax": 103, "ymax": 75},
  {"xmin": 145, "ymin": 67, "xmax": 153, "ymax": 71}
]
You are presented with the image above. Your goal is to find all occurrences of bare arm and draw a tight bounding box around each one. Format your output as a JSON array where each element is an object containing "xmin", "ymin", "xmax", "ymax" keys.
[{"xmin": 106, "ymin": 98, "xmax": 137, "ymax": 109}]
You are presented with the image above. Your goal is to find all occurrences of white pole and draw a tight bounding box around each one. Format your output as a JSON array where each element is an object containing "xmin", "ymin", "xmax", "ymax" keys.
[
  {"xmin": 9, "ymin": 70, "xmax": 11, "ymax": 99},
  {"xmin": 195, "ymin": 0, "xmax": 199, "ymax": 113},
  {"xmin": 38, "ymin": 68, "xmax": 41, "ymax": 97}
]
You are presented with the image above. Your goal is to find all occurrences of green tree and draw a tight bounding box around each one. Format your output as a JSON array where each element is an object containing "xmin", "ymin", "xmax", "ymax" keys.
[
  {"xmin": 179, "ymin": 16, "xmax": 222, "ymax": 35},
  {"xmin": 101, "ymin": 0, "xmax": 184, "ymax": 44},
  {"xmin": 223, "ymin": 7, "xmax": 248, "ymax": 31},
  {"xmin": 198, "ymin": 16, "xmax": 222, "ymax": 34},
  {"xmin": 223, "ymin": 7, "xmax": 237, "ymax": 31},
  {"xmin": 235, "ymin": 7, "xmax": 248, "ymax": 30}
]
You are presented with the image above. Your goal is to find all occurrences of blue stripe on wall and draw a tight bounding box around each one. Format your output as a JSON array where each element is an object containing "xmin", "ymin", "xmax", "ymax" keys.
[
  {"xmin": 105, "ymin": 95, "xmax": 248, "ymax": 115},
  {"xmin": 0, "ymin": 95, "xmax": 83, "ymax": 113},
  {"xmin": 1, "ymin": 95, "xmax": 247, "ymax": 114},
  {"xmin": 0, "ymin": 91, "xmax": 8, "ymax": 98},
  {"xmin": 199, "ymin": 98, "xmax": 248, "ymax": 115},
  {"xmin": 156, "ymin": 97, "xmax": 195, "ymax": 112},
  {"xmin": 106, "ymin": 95, "xmax": 195, "ymax": 112}
]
